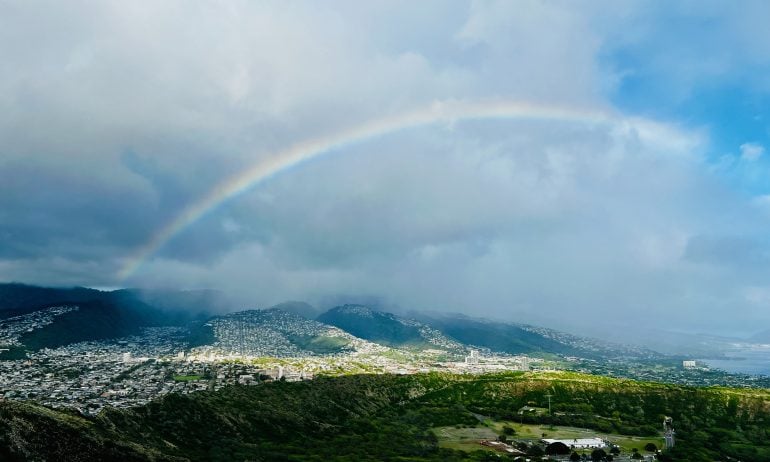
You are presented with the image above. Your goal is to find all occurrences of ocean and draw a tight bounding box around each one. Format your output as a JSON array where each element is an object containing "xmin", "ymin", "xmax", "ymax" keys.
[{"xmin": 699, "ymin": 345, "xmax": 770, "ymax": 376}]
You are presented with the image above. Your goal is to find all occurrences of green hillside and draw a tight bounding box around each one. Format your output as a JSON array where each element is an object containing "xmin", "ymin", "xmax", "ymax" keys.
[
  {"xmin": 421, "ymin": 313, "xmax": 583, "ymax": 356},
  {"xmin": 0, "ymin": 283, "xmax": 209, "ymax": 358},
  {"xmin": 2, "ymin": 372, "xmax": 770, "ymax": 461},
  {"xmin": 0, "ymin": 283, "xmax": 104, "ymax": 318},
  {"xmin": 318, "ymin": 305, "xmax": 607, "ymax": 358},
  {"xmin": 317, "ymin": 304, "xmax": 427, "ymax": 347},
  {"xmin": 17, "ymin": 300, "xmax": 161, "ymax": 351}
]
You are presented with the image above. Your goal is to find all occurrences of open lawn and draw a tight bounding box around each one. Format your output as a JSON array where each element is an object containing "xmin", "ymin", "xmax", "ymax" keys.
[
  {"xmin": 435, "ymin": 420, "xmax": 664, "ymax": 454},
  {"xmin": 488, "ymin": 421, "xmax": 663, "ymax": 453},
  {"xmin": 433, "ymin": 426, "xmax": 497, "ymax": 452},
  {"xmin": 172, "ymin": 375, "xmax": 202, "ymax": 382}
]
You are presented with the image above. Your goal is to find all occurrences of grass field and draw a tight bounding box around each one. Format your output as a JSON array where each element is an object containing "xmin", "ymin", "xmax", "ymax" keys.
[
  {"xmin": 433, "ymin": 425, "xmax": 497, "ymax": 452},
  {"xmin": 434, "ymin": 420, "xmax": 664, "ymax": 454}
]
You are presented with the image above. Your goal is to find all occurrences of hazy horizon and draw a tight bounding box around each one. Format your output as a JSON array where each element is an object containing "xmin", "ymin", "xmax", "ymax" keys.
[{"xmin": 2, "ymin": 1, "xmax": 770, "ymax": 338}]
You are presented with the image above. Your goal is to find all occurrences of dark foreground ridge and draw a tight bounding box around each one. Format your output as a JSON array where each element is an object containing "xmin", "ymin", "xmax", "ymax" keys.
[{"xmin": 2, "ymin": 371, "xmax": 770, "ymax": 461}]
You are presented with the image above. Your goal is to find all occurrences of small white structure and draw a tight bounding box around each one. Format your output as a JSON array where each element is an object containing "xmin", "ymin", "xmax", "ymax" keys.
[
  {"xmin": 542, "ymin": 437, "xmax": 605, "ymax": 449},
  {"xmin": 465, "ymin": 349, "xmax": 480, "ymax": 365},
  {"xmin": 238, "ymin": 374, "xmax": 255, "ymax": 385},
  {"xmin": 682, "ymin": 360, "xmax": 697, "ymax": 369}
]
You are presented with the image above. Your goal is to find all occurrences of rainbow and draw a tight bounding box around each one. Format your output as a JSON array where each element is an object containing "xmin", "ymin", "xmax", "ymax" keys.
[{"xmin": 117, "ymin": 99, "xmax": 615, "ymax": 280}]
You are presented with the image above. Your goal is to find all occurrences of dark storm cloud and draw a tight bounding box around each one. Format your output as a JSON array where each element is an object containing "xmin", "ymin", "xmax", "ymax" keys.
[{"xmin": 0, "ymin": 160, "xmax": 149, "ymax": 258}]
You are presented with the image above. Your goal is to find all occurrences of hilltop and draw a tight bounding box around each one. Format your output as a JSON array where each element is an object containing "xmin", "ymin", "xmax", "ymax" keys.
[
  {"xmin": 0, "ymin": 283, "xmax": 209, "ymax": 359},
  {"xmin": 196, "ymin": 307, "xmax": 383, "ymax": 356}
]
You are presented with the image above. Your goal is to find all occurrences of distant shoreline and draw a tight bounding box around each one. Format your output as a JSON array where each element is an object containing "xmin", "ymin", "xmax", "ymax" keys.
[{"xmin": 698, "ymin": 346, "xmax": 770, "ymax": 376}]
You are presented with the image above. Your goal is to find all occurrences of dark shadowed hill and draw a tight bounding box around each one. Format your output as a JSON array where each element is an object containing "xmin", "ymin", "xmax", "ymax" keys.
[
  {"xmin": 0, "ymin": 283, "xmax": 105, "ymax": 318},
  {"xmin": 317, "ymin": 304, "xmax": 464, "ymax": 351},
  {"xmin": 318, "ymin": 305, "xmax": 599, "ymax": 357},
  {"xmin": 318, "ymin": 304, "xmax": 422, "ymax": 346},
  {"xmin": 0, "ymin": 283, "xmax": 212, "ymax": 357},
  {"xmin": 411, "ymin": 311, "xmax": 664, "ymax": 360},
  {"xmin": 17, "ymin": 299, "xmax": 163, "ymax": 352},
  {"xmin": 414, "ymin": 312, "xmax": 584, "ymax": 356}
]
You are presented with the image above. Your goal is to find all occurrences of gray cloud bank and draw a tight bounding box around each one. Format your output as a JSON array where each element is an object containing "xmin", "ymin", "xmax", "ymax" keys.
[{"xmin": 2, "ymin": 1, "xmax": 770, "ymax": 336}]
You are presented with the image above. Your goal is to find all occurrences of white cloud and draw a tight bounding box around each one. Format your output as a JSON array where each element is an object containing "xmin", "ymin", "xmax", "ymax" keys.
[
  {"xmin": 740, "ymin": 142, "xmax": 765, "ymax": 161},
  {"xmin": 2, "ymin": 1, "xmax": 770, "ymax": 336}
]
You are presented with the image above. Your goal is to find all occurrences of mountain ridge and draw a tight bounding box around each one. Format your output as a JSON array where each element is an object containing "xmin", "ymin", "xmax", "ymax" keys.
[
  {"xmin": 317, "ymin": 304, "xmax": 466, "ymax": 352},
  {"xmin": 1, "ymin": 282, "xmax": 664, "ymax": 361}
]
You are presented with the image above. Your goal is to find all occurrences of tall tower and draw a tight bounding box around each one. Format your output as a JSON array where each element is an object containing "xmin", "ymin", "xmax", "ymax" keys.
[
  {"xmin": 238, "ymin": 315, "xmax": 245, "ymax": 356},
  {"xmin": 663, "ymin": 416, "xmax": 675, "ymax": 449}
]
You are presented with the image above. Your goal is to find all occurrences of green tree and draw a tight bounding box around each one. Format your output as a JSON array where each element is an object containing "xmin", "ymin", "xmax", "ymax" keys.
[
  {"xmin": 591, "ymin": 448, "xmax": 607, "ymax": 460},
  {"xmin": 570, "ymin": 451, "xmax": 582, "ymax": 461},
  {"xmin": 527, "ymin": 445, "xmax": 545, "ymax": 457},
  {"xmin": 644, "ymin": 442, "xmax": 657, "ymax": 452}
]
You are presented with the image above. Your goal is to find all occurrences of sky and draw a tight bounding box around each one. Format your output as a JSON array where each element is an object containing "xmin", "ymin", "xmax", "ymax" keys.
[{"xmin": 2, "ymin": 1, "xmax": 770, "ymax": 336}]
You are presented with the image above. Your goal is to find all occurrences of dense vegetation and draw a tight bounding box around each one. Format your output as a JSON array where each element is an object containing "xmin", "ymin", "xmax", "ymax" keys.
[
  {"xmin": 317, "ymin": 305, "xmax": 593, "ymax": 357},
  {"xmin": 0, "ymin": 283, "xmax": 212, "ymax": 358},
  {"xmin": 417, "ymin": 314, "xmax": 585, "ymax": 357},
  {"xmin": 0, "ymin": 283, "xmax": 105, "ymax": 318},
  {"xmin": 317, "ymin": 305, "xmax": 428, "ymax": 348},
  {"xmin": 18, "ymin": 300, "xmax": 163, "ymax": 351},
  {"xmin": 287, "ymin": 334, "xmax": 351, "ymax": 354},
  {"xmin": 2, "ymin": 371, "xmax": 770, "ymax": 461},
  {"xmin": 416, "ymin": 372, "xmax": 770, "ymax": 461}
]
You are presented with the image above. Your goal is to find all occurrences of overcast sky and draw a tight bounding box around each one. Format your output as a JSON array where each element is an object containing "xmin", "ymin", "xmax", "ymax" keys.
[{"xmin": 2, "ymin": 1, "xmax": 770, "ymax": 335}]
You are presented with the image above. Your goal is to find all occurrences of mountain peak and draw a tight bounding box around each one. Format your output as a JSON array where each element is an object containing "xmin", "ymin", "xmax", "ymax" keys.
[{"xmin": 317, "ymin": 305, "xmax": 463, "ymax": 352}]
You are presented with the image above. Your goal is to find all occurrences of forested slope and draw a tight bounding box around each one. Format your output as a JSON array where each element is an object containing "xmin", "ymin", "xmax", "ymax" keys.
[{"xmin": 2, "ymin": 372, "xmax": 770, "ymax": 461}]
